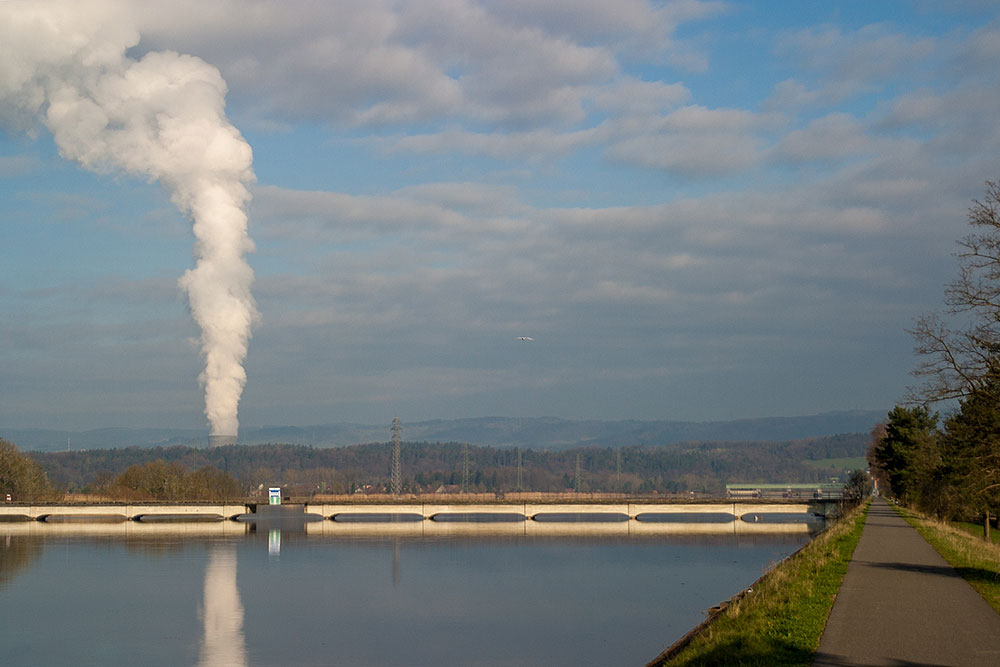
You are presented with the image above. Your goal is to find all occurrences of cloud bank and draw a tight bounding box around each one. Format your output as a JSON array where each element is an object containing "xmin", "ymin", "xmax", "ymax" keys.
[{"xmin": 2, "ymin": 1, "xmax": 1000, "ymax": 430}]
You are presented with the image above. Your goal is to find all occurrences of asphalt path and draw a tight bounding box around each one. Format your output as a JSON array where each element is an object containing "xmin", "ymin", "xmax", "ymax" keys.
[{"xmin": 813, "ymin": 497, "xmax": 1000, "ymax": 666}]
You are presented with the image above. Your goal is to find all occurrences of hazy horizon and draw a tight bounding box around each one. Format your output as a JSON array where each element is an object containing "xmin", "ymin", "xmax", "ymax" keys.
[{"xmin": 3, "ymin": 407, "xmax": 888, "ymax": 433}]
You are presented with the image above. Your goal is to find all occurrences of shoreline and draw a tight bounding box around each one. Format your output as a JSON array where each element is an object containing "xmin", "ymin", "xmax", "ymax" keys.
[{"xmin": 647, "ymin": 501, "xmax": 869, "ymax": 666}]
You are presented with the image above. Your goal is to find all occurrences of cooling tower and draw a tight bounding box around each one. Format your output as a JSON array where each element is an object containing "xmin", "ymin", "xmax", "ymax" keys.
[{"xmin": 209, "ymin": 434, "xmax": 238, "ymax": 448}]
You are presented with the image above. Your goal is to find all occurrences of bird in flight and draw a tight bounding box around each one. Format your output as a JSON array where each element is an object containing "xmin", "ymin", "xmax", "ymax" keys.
[{"xmin": 517, "ymin": 336, "xmax": 534, "ymax": 341}]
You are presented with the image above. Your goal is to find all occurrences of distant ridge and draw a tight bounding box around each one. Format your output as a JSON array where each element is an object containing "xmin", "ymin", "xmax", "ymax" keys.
[{"xmin": 5, "ymin": 410, "xmax": 886, "ymax": 452}]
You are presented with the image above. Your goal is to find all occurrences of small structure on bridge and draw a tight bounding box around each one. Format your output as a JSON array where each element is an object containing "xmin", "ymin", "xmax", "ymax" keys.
[{"xmin": 727, "ymin": 483, "xmax": 843, "ymax": 500}]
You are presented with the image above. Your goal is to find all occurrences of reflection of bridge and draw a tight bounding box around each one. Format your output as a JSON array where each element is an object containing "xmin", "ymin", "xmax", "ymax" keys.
[
  {"xmin": 0, "ymin": 501, "xmax": 839, "ymax": 538},
  {"xmin": 0, "ymin": 500, "xmax": 837, "ymax": 523},
  {"xmin": 0, "ymin": 517, "xmax": 821, "ymax": 537}
]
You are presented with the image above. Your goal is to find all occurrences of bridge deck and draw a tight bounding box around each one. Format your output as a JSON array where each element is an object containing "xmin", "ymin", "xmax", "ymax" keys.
[
  {"xmin": 0, "ymin": 503, "xmax": 248, "ymax": 521},
  {"xmin": 0, "ymin": 500, "xmax": 830, "ymax": 523},
  {"xmin": 311, "ymin": 502, "xmax": 818, "ymax": 520}
]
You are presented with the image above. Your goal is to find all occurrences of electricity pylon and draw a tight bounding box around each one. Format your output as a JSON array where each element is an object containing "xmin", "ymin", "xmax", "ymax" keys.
[
  {"xmin": 391, "ymin": 417, "xmax": 402, "ymax": 496},
  {"xmin": 616, "ymin": 447, "xmax": 622, "ymax": 493},
  {"xmin": 574, "ymin": 453, "xmax": 582, "ymax": 493},
  {"xmin": 462, "ymin": 443, "xmax": 470, "ymax": 493},
  {"xmin": 516, "ymin": 447, "xmax": 522, "ymax": 492}
]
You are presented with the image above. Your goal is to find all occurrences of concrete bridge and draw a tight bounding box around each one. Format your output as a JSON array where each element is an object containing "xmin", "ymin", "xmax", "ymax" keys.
[
  {"xmin": 307, "ymin": 501, "xmax": 832, "ymax": 522},
  {"xmin": 0, "ymin": 503, "xmax": 248, "ymax": 522},
  {"xmin": 0, "ymin": 500, "xmax": 837, "ymax": 523},
  {"xmin": 303, "ymin": 516, "xmax": 823, "ymax": 537}
]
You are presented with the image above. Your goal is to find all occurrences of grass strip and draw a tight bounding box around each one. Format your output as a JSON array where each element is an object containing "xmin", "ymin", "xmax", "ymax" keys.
[
  {"xmin": 650, "ymin": 502, "xmax": 869, "ymax": 667},
  {"xmin": 952, "ymin": 520, "xmax": 1000, "ymax": 545},
  {"xmin": 893, "ymin": 506, "xmax": 1000, "ymax": 614}
]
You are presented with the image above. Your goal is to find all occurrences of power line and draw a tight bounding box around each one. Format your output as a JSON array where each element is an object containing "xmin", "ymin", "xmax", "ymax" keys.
[
  {"xmin": 616, "ymin": 447, "xmax": 622, "ymax": 492},
  {"xmin": 575, "ymin": 453, "xmax": 582, "ymax": 493},
  {"xmin": 462, "ymin": 443, "xmax": 470, "ymax": 493},
  {"xmin": 516, "ymin": 447, "xmax": 522, "ymax": 492},
  {"xmin": 391, "ymin": 417, "xmax": 402, "ymax": 496}
]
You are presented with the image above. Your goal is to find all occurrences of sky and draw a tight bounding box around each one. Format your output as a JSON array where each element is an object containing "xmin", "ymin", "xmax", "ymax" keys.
[{"xmin": 2, "ymin": 0, "xmax": 999, "ymax": 433}]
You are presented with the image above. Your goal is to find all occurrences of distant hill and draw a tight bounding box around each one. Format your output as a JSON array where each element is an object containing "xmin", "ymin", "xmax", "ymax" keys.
[
  {"xmin": 34, "ymin": 433, "xmax": 872, "ymax": 496},
  {"xmin": 5, "ymin": 410, "xmax": 885, "ymax": 452}
]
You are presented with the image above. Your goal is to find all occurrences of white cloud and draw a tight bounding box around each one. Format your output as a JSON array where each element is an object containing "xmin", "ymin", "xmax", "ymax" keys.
[
  {"xmin": 124, "ymin": 0, "xmax": 731, "ymax": 134},
  {"xmin": 773, "ymin": 24, "xmax": 938, "ymax": 104},
  {"xmin": 877, "ymin": 88, "xmax": 947, "ymax": 130},
  {"xmin": 384, "ymin": 124, "xmax": 609, "ymax": 160},
  {"xmin": 773, "ymin": 113, "xmax": 884, "ymax": 163},
  {"xmin": 590, "ymin": 77, "xmax": 690, "ymax": 114},
  {"xmin": 132, "ymin": 0, "xmax": 656, "ymax": 128},
  {"xmin": 394, "ymin": 181, "xmax": 522, "ymax": 214},
  {"xmin": 606, "ymin": 105, "xmax": 773, "ymax": 175},
  {"xmin": 608, "ymin": 132, "xmax": 760, "ymax": 174},
  {"xmin": 483, "ymin": 0, "xmax": 725, "ymax": 61},
  {"xmin": 6, "ymin": 0, "xmax": 1000, "ymax": 427},
  {"xmin": 251, "ymin": 183, "xmax": 534, "ymax": 245},
  {"xmin": 957, "ymin": 24, "xmax": 1000, "ymax": 71},
  {"xmin": 134, "ymin": 1, "xmax": 461, "ymax": 125},
  {"xmin": 765, "ymin": 79, "xmax": 821, "ymax": 111}
]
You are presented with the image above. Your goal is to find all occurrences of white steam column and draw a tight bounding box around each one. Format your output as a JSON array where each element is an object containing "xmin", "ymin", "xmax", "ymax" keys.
[
  {"xmin": 0, "ymin": 2, "xmax": 257, "ymax": 441},
  {"xmin": 209, "ymin": 434, "xmax": 238, "ymax": 448}
]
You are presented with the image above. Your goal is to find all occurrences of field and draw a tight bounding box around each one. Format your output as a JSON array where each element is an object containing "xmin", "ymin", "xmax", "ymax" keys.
[{"xmin": 804, "ymin": 457, "xmax": 867, "ymax": 471}]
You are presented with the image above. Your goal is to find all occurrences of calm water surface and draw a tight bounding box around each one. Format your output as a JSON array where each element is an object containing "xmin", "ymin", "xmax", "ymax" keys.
[{"xmin": 0, "ymin": 520, "xmax": 815, "ymax": 666}]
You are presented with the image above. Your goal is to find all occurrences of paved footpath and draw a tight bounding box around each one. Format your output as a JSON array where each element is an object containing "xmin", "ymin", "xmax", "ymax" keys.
[{"xmin": 813, "ymin": 497, "xmax": 1000, "ymax": 666}]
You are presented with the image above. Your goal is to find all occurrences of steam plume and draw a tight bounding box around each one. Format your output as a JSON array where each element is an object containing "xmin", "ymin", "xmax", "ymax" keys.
[{"xmin": 0, "ymin": 1, "xmax": 257, "ymax": 437}]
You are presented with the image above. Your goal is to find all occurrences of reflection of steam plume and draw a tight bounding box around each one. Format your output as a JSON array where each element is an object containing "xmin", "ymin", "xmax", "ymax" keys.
[
  {"xmin": 392, "ymin": 539, "xmax": 401, "ymax": 588},
  {"xmin": 199, "ymin": 547, "xmax": 247, "ymax": 667},
  {"xmin": 0, "ymin": 2, "xmax": 256, "ymax": 437}
]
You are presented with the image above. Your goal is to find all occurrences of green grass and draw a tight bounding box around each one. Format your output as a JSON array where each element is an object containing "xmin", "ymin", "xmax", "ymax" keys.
[
  {"xmin": 894, "ymin": 506, "xmax": 1000, "ymax": 614},
  {"xmin": 952, "ymin": 520, "xmax": 1000, "ymax": 545},
  {"xmin": 655, "ymin": 502, "xmax": 869, "ymax": 666}
]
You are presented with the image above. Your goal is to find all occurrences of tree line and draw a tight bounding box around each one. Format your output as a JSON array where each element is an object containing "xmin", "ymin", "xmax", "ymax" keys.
[
  {"xmin": 870, "ymin": 399, "xmax": 999, "ymax": 535},
  {"xmin": 0, "ymin": 438, "xmax": 58, "ymax": 500},
  {"xmin": 17, "ymin": 432, "xmax": 868, "ymax": 499},
  {"xmin": 1, "ymin": 437, "xmax": 243, "ymax": 501},
  {"xmin": 104, "ymin": 459, "xmax": 241, "ymax": 501},
  {"xmin": 870, "ymin": 181, "xmax": 1000, "ymax": 537}
]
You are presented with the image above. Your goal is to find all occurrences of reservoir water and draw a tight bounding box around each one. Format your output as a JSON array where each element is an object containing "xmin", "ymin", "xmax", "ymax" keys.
[{"xmin": 0, "ymin": 517, "xmax": 818, "ymax": 666}]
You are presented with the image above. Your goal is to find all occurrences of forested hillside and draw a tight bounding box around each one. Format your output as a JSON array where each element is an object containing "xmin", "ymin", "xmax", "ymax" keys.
[
  {"xmin": 7, "ymin": 411, "xmax": 884, "ymax": 452},
  {"xmin": 30, "ymin": 432, "xmax": 867, "ymax": 497}
]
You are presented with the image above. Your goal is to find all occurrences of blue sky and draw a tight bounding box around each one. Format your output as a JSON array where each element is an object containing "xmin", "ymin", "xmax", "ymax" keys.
[{"xmin": 2, "ymin": 0, "xmax": 999, "ymax": 432}]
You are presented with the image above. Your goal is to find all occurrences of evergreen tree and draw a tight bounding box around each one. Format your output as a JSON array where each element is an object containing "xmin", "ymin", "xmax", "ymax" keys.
[
  {"xmin": 939, "ymin": 363, "xmax": 1000, "ymax": 532},
  {"xmin": 870, "ymin": 406, "xmax": 939, "ymax": 506}
]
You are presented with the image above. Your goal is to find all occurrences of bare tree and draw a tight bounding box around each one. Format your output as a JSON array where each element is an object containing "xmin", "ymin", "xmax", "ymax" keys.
[
  {"xmin": 0, "ymin": 438, "xmax": 57, "ymax": 500},
  {"xmin": 910, "ymin": 180, "xmax": 1000, "ymax": 403}
]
